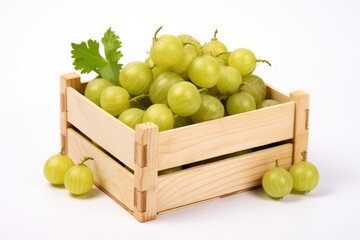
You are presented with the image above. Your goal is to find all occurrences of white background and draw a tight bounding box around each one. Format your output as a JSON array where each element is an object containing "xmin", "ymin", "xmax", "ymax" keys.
[{"xmin": 1, "ymin": 0, "xmax": 360, "ymax": 239}]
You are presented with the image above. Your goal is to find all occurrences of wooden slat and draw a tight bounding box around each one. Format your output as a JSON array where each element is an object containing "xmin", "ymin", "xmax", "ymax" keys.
[
  {"xmin": 266, "ymin": 84, "xmax": 291, "ymax": 103},
  {"xmin": 159, "ymin": 187, "xmax": 258, "ymax": 216},
  {"xmin": 157, "ymin": 143, "xmax": 293, "ymax": 212},
  {"xmin": 66, "ymin": 128, "xmax": 134, "ymax": 211},
  {"xmin": 60, "ymin": 73, "xmax": 81, "ymax": 153},
  {"xmin": 66, "ymin": 87, "xmax": 135, "ymax": 170},
  {"xmin": 159, "ymin": 197, "xmax": 221, "ymax": 216},
  {"xmin": 133, "ymin": 122, "xmax": 159, "ymax": 222},
  {"xmin": 157, "ymin": 102, "xmax": 295, "ymax": 170},
  {"xmin": 290, "ymin": 90, "xmax": 310, "ymax": 163}
]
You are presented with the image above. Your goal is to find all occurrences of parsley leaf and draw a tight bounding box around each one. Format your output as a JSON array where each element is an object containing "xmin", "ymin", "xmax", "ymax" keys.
[
  {"xmin": 71, "ymin": 40, "xmax": 107, "ymax": 73},
  {"xmin": 102, "ymin": 28, "xmax": 123, "ymax": 63},
  {"xmin": 71, "ymin": 28, "xmax": 122, "ymax": 85}
]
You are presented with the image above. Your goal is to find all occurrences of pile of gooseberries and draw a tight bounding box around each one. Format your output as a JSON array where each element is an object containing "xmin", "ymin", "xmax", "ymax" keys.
[{"xmin": 84, "ymin": 27, "xmax": 276, "ymax": 131}]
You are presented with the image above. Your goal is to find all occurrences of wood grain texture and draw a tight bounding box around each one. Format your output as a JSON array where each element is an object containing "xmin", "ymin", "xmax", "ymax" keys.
[
  {"xmin": 67, "ymin": 128, "xmax": 134, "ymax": 211},
  {"xmin": 266, "ymin": 84, "xmax": 291, "ymax": 103},
  {"xmin": 158, "ymin": 186, "xmax": 259, "ymax": 215},
  {"xmin": 60, "ymin": 73, "xmax": 81, "ymax": 153},
  {"xmin": 66, "ymin": 87, "xmax": 135, "ymax": 170},
  {"xmin": 133, "ymin": 122, "xmax": 159, "ymax": 222},
  {"xmin": 290, "ymin": 90, "xmax": 310, "ymax": 163},
  {"xmin": 61, "ymin": 73, "xmax": 310, "ymax": 222},
  {"xmin": 157, "ymin": 102, "xmax": 295, "ymax": 170},
  {"xmin": 157, "ymin": 143, "xmax": 293, "ymax": 212}
]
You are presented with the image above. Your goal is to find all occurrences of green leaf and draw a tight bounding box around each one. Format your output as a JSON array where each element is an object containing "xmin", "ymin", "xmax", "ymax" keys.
[
  {"xmin": 71, "ymin": 40, "xmax": 108, "ymax": 74},
  {"xmin": 97, "ymin": 63, "xmax": 121, "ymax": 85},
  {"xmin": 102, "ymin": 27, "xmax": 123, "ymax": 65},
  {"xmin": 71, "ymin": 28, "xmax": 123, "ymax": 85}
]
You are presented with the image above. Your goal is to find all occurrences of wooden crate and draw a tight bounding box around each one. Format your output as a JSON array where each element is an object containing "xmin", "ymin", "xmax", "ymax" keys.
[{"xmin": 60, "ymin": 72, "xmax": 309, "ymax": 222}]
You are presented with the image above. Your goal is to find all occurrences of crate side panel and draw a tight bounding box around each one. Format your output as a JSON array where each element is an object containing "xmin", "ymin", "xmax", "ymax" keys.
[
  {"xmin": 67, "ymin": 128, "xmax": 134, "ymax": 211},
  {"xmin": 158, "ymin": 102, "xmax": 295, "ymax": 170},
  {"xmin": 157, "ymin": 143, "xmax": 293, "ymax": 212},
  {"xmin": 266, "ymin": 84, "xmax": 291, "ymax": 103},
  {"xmin": 290, "ymin": 90, "xmax": 310, "ymax": 163},
  {"xmin": 66, "ymin": 87, "xmax": 135, "ymax": 169}
]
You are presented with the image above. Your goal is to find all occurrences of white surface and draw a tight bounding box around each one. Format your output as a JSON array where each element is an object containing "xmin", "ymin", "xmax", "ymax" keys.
[{"xmin": 1, "ymin": 0, "xmax": 360, "ymax": 239}]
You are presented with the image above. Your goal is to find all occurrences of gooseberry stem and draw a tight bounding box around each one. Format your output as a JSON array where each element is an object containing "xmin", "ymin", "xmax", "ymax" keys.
[
  {"xmin": 216, "ymin": 95, "xmax": 228, "ymax": 101},
  {"xmin": 213, "ymin": 29, "xmax": 218, "ymax": 40},
  {"xmin": 59, "ymin": 147, "xmax": 65, "ymax": 155},
  {"xmin": 153, "ymin": 26, "xmax": 163, "ymax": 43},
  {"xmin": 130, "ymin": 94, "xmax": 150, "ymax": 103},
  {"xmin": 301, "ymin": 151, "xmax": 307, "ymax": 162},
  {"xmin": 215, "ymin": 51, "xmax": 230, "ymax": 58},
  {"xmin": 79, "ymin": 156, "xmax": 94, "ymax": 166},
  {"xmin": 275, "ymin": 159, "xmax": 279, "ymax": 167},
  {"xmin": 185, "ymin": 41, "xmax": 202, "ymax": 55},
  {"xmin": 257, "ymin": 59, "xmax": 272, "ymax": 66},
  {"xmin": 198, "ymin": 88, "xmax": 208, "ymax": 94}
]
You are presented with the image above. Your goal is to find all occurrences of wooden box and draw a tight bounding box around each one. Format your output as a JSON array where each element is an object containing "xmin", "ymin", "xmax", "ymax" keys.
[{"xmin": 60, "ymin": 72, "xmax": 309, "ymax": 222}]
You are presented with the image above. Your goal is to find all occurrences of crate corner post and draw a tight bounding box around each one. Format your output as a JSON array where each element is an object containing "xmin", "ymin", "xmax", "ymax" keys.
[
  {"xmin": 60, "ymin": 73, "xmax": 81, "ymax": 154},
  {"xmin": 290, "ymin": 90, "xmax": 310, "ymax": 164},
  {"xmin": 133, "ymin": 122, "xmax": 159, "ymax": 222}
]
